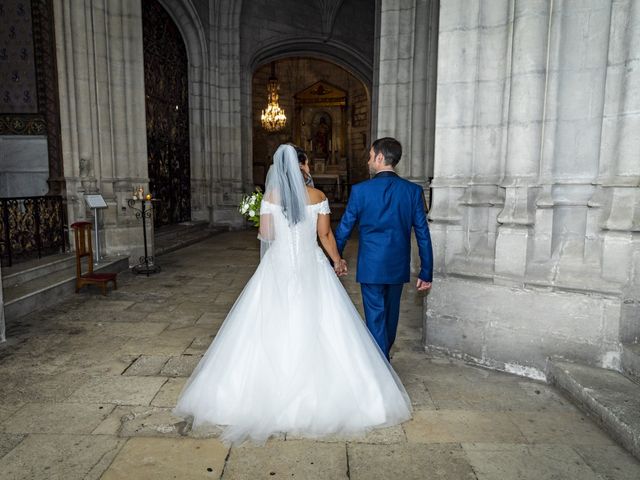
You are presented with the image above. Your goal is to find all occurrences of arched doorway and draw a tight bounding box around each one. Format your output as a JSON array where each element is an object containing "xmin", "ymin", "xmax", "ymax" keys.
[
  {"xmin": 252, "ymin": 58, "xmax": 370, "ymax": 210},
  {"xmin": 142, "ymin": 0, "xmax": 191, "ymax": 227}
]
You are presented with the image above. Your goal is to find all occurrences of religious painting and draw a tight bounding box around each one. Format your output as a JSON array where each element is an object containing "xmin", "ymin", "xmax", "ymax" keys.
[{"xmin": 311, "ymin": 112, "xmax": 332, "ymax": 159}]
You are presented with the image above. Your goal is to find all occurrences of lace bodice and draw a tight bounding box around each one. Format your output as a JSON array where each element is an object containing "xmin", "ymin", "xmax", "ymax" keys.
[
  {"xmin": 261, "ymin": 199, "xmax": 330, "ymax": 215},
  {"xmin": 260, "ymin": 199, "xmax": 331, "ymax": 261}
]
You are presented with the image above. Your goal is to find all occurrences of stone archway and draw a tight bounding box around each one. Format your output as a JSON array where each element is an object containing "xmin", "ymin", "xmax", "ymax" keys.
[
  {"xmin": 251, "ymin": 58, "xmax": 371, "ymax": 210},
  {"xmin": 150, "ymin": 0, "xmax": 212, "ymax": 224},
  {"xmin": 243, "ymin": 49, "xmax": 372, "ymax": 194},
  {"xmin": 142, "ymin": 0, "xmax": 191, "ymax": 227}
]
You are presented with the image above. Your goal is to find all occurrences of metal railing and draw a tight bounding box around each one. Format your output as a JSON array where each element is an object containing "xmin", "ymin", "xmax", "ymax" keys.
[{"xmin": 0, "ymin": 196, "xmax": 67, "ymax": 267}]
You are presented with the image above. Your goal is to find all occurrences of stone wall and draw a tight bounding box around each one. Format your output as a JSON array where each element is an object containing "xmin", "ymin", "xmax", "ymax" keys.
[
  {"xmin": 0, "ymin": 136, "xmax": 48, "ymax": 197},
  {"xmin": 427, "ymin": 0, "xmax": 640, "ymax": 377}
]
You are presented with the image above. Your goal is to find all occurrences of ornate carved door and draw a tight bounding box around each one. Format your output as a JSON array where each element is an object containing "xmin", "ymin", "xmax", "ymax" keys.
[{"xmin": 142, "ymin": 0, "xmax": 190, "ymax": 227}]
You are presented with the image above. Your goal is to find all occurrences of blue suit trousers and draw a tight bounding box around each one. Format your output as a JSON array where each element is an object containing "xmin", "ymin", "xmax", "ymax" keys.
[{"xmin": 360, "ymin": 283, "xmax": 404, "ymax": 359}]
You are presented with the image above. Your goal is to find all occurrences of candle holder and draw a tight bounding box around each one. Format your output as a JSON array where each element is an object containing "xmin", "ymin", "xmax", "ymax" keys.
[{"xmin": 127, "ymin": 198, "xmax": 161, "ymax": 276}]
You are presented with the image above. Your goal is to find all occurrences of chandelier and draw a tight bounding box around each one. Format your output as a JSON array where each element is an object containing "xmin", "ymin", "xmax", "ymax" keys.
[{"xmin": 261, "ymin": 63, "xmax": 287, "ymax": 133}]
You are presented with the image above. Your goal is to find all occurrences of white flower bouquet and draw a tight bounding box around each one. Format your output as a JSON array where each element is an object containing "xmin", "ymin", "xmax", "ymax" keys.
[{"xmin": 238, "ymin": 188, "xmax": 263, "ymax": 227}]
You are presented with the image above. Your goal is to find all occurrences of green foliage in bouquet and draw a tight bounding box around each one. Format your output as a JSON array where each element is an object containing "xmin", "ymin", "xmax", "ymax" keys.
[{"xmin": 238, "ymin": 189, "xmax": 263, "ymax": 227}]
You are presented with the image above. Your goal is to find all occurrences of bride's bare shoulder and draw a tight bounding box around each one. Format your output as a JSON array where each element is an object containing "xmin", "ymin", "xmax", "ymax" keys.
[{"xmin": 306, "ymin": 187, "xmax": 326, "ymax": 204}]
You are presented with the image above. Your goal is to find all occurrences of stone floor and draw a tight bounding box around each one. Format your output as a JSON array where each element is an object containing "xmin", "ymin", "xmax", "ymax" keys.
[{"xmin": 1, "ymin": 230, "xmax": 639, "ymax": 479}]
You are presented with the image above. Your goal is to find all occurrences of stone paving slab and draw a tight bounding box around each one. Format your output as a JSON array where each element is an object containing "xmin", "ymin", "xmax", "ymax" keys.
[
  {"xmin": 348, "ymin": 443, "xmax": 477, "ymax": 480},
  {"xmin": 122, "ymin": 355, "xmax": 169, "ymax": 376},
  {"xmin": 56, "ymin": 320, "xmax": 169, "ymax": 338},
  {"xmin": 68, "ymin": 376, "xmax": 166, "ymax": 405},
  {"xmin": 0, "ymin": 372, "xmax": 90, "ymax": 404},
  {"xmin": 117, "ymin": 406, "xmax": 190, "ymax": 437},
  {"xmin": 287, "ymin": 425, "xmax": 406, "ymax": 445},
  {"xmin": 403, "ymin": 410, "xmax": 527, "ymax": 444},
  {"xmin": 151, "ymin": 378, "xmax": 187, "ymax": 408},
  {"xmin": 423, "ymin": 371, "xmax": 572, "ymax": 412},
  {"xmin": 195, "ymin": 309, "xmax": 231, "ymax": 327},
  {"xmin": 101, "ymin": 437, "xmax": 228, "ymax": 480},
  {"xmin": 574, "ymin": 445, "xmax": 640, "ymax": 480},
  {"xmin": 0, "ymin": 433, "xmax": 24, "ymax": 458},
  {"xmin": 507, "ymin": 410, "xmax": 616, "ymax": 445},
  {"xmin": 401, "ymin": 376, "xmax": 437, "ymax": 409},
  {"xmin": 185, "ymin": 334, "xmax": 215, "ymax": 354},
  {"xmin": 0, "ymin": 403, "xmax": 24, "ymax": 423},
  {"xmin": 118, "ymin": 335, "xmax": 192, "ymax": 355},
  {"xmin": 56, "ymin": 352, "xmax": 137, "ymax": 376},
  {"xmin": 160, "ymin": 354, "xmax": 202, "ymax": 377},
  {"xmin": 0, "ymin": 402, "xmax": 114, "ymax": 434},
  {"xmin": 143, "ymin": 311, "xmax": 200, "ymax": 325},
  {"xmin": 126, "ymin": 302, "xmax": 178, "ymax": 314},
  {"xmin": 0, "ymin": 433, "xmax": 125, "ymax": 480},
  {"xmin": 462, "ymin": 443, "xmax": 602, "ymax": 480},
  {"xmin": 223, "ymin": 439, "xmax": 348, "ymax": 479}
]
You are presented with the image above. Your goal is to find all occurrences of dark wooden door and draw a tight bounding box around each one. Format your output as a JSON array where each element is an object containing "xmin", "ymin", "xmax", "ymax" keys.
[{"xmin": 142, "ymin": 0, "xmax": 190, "ymax": 227}]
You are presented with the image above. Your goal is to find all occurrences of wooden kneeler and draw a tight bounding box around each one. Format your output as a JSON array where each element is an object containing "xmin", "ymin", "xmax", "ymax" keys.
[{"xmin": 71, "ymin": 221, "xmax": 117, "ymax": 295}]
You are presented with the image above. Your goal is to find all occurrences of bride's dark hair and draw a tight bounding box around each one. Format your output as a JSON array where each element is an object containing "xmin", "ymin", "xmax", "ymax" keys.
[{"xmin": 265, "ymin": 144, "xmax": 308, "ymax": 226}]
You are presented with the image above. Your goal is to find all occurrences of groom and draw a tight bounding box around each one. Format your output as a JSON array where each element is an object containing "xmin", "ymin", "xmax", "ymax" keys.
[{"xmin": 334, "ymin": 137, "xmax": 433, "ymax": 360}]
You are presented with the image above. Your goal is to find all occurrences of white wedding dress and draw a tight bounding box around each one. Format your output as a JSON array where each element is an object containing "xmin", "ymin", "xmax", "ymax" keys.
[{"xmin": 173, "ymin": 199, "xmax": 412, "ymax": 444}]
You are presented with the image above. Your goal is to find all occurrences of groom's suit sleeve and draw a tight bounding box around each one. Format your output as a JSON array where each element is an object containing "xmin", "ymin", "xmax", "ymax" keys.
[
  {"xmin": 334, "ymin": 185, "xmax": 360, "ymax": 256},
  {"xmin": 413, "ymin": 188, "xmax": 433, "ymax": 282}
]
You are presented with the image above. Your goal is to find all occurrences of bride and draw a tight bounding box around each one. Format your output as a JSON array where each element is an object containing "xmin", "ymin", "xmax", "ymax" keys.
[{"xmin": 173, "ymin": 144, "xmax": 411, "ymax": 444}]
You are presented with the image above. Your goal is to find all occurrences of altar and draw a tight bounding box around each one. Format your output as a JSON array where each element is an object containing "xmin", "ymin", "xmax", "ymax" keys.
[{"xmin": 312, "ymin": 173, "xmax": 345, "ymax": 203}]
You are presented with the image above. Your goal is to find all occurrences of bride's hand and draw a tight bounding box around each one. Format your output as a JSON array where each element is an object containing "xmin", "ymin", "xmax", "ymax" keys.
[{"xmin": 334, "ymin": 259, "xmax": 348, "ymax": 276}]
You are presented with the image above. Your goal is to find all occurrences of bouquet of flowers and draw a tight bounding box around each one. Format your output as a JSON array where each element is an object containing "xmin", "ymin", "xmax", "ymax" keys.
[{"xmin": 238, "ymin": 188, "xmax": 263, "ymax": 227}]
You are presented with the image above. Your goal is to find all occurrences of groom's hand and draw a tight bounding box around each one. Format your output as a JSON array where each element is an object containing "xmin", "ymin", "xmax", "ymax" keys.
[
  {"xmin": 416, "ymin": 279, "xmax": 432, "ymax": 292},
  {"xmin": 334, "ymin": 259, "xmax": 348, "ymax": 276}
]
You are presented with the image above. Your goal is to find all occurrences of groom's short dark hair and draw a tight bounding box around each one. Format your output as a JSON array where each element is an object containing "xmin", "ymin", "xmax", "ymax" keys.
[{"xmin": 372, "ymin": 137, "xmax": 402, "ymax": 166}]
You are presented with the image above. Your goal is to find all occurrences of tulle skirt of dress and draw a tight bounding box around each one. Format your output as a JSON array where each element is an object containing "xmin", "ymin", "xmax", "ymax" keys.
[{"xmin": 173, "ymin": 244, "xmax": 412, "ymax": 444}]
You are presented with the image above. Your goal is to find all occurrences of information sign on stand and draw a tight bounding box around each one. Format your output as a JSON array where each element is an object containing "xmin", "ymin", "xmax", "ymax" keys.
[{"xmin": 85, "ymin": 194, "xmax": 108, "ymax": 264}]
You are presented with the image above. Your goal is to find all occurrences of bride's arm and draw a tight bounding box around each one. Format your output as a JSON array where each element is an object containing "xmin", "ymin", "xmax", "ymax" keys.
[
  {"xmin": 317, "ymin": 213, "xmax": 342, "ymax": 265},
  {"xmin": 258, "ymin": 213, "xmax": 274, "ymax": 241}
]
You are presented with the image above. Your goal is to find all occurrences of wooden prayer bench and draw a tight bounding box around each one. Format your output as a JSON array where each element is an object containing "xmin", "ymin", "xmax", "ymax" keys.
[{"xmin": 71, "ymin": 221, "xmax": 117, "ymax": 295}]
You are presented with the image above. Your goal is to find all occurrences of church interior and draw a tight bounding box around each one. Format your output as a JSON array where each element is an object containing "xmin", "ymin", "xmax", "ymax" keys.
[{"xmin": 0, "ymin": 0, "xmax": 639, "ymax": 477}]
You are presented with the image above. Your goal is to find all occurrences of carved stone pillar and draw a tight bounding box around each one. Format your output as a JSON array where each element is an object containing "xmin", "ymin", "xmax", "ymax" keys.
[
  {"xmin": 495, "ymin": 0, "xmax": 550, "ymax": 279},
  {"xmin": 598, "ymin": 0, "xmax": 640, "ymax": 342},
  {"xmin": 426, "ymin": 0, "xmax": 639, "ymax": 376},
  {"xmin": 374, "ymin": 0, "xmax": 438, "ymax": 190},
  {"xmin": 54, "ymin": 0, "xmax": 149, "ymax": 260}
]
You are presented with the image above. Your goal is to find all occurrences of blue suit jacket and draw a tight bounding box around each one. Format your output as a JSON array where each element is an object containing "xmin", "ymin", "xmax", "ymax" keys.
[{"xmin": 335, "ymin": 171, "xmax": 433, "ymax": 284}]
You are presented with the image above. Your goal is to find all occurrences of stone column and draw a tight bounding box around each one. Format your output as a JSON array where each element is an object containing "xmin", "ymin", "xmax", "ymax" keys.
[
  {"xmin": 54, "ymin": 0, "xmax": 148, "ymax": 261},
  {"xmin": 426, "ymin": 0, "xmax": 638, "ymax": 375},
  {"xmin": 210, "ymin": 1, "xmax": 246, "ymax": 227},
  {"xmin": 375, "ymin": 0, "xmax": 438, "ymax": 189},
  {"xmin": 495, "ymin": 0, "xmax": 550, "ymax": 278},
  {"xmin": 375, "ymin": 0, "xmax": 439, "ymax": 277},
  {"xmin": 598, "ymin": 0, "xmax": 640, "ymax": 342}
]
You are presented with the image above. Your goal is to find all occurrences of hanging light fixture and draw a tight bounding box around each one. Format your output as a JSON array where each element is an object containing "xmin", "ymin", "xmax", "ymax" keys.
[{"xmin": 260, "ymin": 62, "xmax": 287, "ymax": 133}]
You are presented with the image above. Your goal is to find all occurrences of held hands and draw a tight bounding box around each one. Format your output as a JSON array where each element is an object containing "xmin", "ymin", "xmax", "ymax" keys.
[
  {"xmin": 416, "ymin": 278, "xmax": 432, "ymax": 292},
  {"xmin": 334, "ymin": 258, "xmax": 348, "ymax": 277}
]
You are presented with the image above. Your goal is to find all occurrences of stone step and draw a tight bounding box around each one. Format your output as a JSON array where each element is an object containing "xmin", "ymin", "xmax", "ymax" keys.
[
  {"xmin": 622, "ymin": 343, "xmax": 640, "ymax": 384},
  {"xmin": 3, "ymin": 255, "xmax": 130, "ymax": 321},
  {"xmin": 548, "ymin": 360, "xmax": 640, "ymax": 460},
  {"xmin": 2, "ymin": 253, "xmax": 76, "ymax": 288},
  {"xmin": 154, "ymin": 222, "xmax": 221, "ymax": 257}
]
